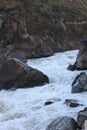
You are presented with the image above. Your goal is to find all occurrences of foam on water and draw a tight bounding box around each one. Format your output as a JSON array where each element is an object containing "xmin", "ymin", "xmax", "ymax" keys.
[{"xmin": 0, "ymin": 50, "xmax": 86, "ymax": 130}]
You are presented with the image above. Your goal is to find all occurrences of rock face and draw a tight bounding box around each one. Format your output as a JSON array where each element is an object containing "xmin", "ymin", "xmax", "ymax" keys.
[
  {"xmin": 68, "ymin": 38, "xmax": 87, "ymax": 71},
  {"xmin": 0, "ymin": 58, "xmax": 49, "ymax": 90},
  {"xmin": 72, "ymin": 72, "xmax": 87, "ymax": 93},
  {"xmin": 46, "ymin": 116, "xmax": 77, "ymax": 130},
  {"xmin": 77, "ymin": 107, "xmax": 87, "ymax": 129},
  {"xmin": 0, "ymin": 45, "xmax": 27, "ymax": 65},
  {"xmin": 0, "ymin": 1, "xmax": 87, "ymax": 59},
  {"xmin": 74, "ymin": 38, "xmax": 87, "ymax": 70}
]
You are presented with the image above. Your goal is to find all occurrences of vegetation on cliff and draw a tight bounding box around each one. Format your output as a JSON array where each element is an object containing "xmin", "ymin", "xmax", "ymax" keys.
[{"xmin": 0, "ymin": 0, "xmax": 87, "ymax": 58}]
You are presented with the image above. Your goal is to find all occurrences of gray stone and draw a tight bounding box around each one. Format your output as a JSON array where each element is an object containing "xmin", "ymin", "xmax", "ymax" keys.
[
  {"xmin": 72, "ymin": 72, "xmax": 87, "ymax": 93},
  {"xmin": 46, "ymin": 116, "xmax": 77, "ymax": 130},
  {"xmin": 77, "ymin": 107, "xmax": 87, "ymax": 129}
]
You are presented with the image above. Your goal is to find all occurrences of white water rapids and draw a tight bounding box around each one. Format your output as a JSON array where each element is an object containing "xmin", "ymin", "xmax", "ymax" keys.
[{"xmin": 0, "ymin": 50, "xmax": 87, "ymax": 130}]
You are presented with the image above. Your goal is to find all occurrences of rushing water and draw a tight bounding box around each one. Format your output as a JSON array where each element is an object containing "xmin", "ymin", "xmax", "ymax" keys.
[{"xmin": 0, "ymin": 50, "xmax": 86, "ymax": 130}]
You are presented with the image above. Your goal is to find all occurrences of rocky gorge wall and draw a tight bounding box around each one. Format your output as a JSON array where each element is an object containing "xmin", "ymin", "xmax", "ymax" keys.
[{"xmin": 0, "ymin": 0, "xmax": 87, "ymax": 58}]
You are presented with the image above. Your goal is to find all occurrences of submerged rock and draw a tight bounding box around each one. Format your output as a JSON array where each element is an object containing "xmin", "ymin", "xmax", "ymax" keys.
[
  {"xmin": 64, "ymin": 99, "xmax": 83, "ymax": 107},
  {"xmin": 44, "ymin": 97, "xmax": 61, "ymax": 106},
  {"xmin": 46, "ymin": 116, "xmax": 77, "ymax": 130},
  {"xmin": 45, "ymin": 101, "xmax": 54, "ymax": 106},
  {"xmin": 0, "ymin": 58, "xmax": 49, "ymax": 90}
]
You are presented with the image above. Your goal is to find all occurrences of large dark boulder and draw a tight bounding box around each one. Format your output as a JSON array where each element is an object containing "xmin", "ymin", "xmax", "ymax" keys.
[
  {"xmin": 0, "ymin": 58, "xmax": 49, "ymax": 90},
  {"xmin": 72, "ymin": 72, "xmax": 87, "ymax": 93},
  {"xmin": 77, "ymin": 107, "xmax": 87, "ymax": 129},
  {"xmin": 46, "ymin": 116, "xmax": 77, "ymax": 130}
]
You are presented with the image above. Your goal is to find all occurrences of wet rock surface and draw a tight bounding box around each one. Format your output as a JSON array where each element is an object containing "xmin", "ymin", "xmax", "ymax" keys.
[
  {"xmin": 46, "ymin": 116, "xmax": 77, "ymax": 130},
  {"xmin": 67, "ymin": 64, "xmax": 76, "ymax": 71},
  {"xmin": 64, "ymin": 99, "xmax": 83, "ymax": 107},
  {"xmin": 72, "ymin": 72, "xmax": 87, "ymax": 93},
  {"xmin": 44, "ymin": 97, "xmax": 61, "ymax": 106}
]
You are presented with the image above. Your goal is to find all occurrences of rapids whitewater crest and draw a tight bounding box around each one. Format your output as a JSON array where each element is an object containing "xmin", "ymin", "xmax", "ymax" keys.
[{"xmin": 0, "ymin": 50, "xmax": 86, "ymax": 130}]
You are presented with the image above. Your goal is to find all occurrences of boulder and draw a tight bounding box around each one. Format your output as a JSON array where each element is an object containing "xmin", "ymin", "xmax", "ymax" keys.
[
  {"xmin": 46, "ymin": 116, "xmax": 77, "ymax": 130},
  {"xmin": 0, "ymin": 58, "xmax": 49, "ymax": 90},
  {"xmin": 67, "ymin": 38, "xmax": 87, "ymax": 71},
  {"xmin": 77, "ymin": 107, "xmax": 87, "ymax": 129},
  {"xmin": 72, "ymin": 72, "xmax": 87, "ymax": 93},
  {"xmin": 75, "ymin": 38, "xmax": 87, "ymax": 70},
  {"xmin": 68, "ymin": 38, "xmax": 87, "ymax": 71},
  {"xmin": 64, "ymin": 99, "xmax": 83, "ymax": 107}
]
